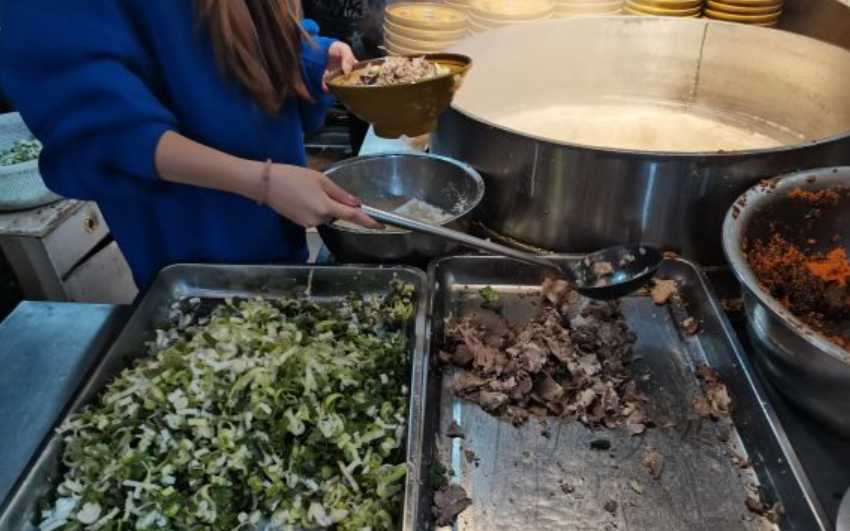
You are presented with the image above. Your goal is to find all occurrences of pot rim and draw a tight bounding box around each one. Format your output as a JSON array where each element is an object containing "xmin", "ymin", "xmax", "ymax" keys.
[{"xmin": 447, "ymin": 17, "xmax": 850, "ymax": 159}]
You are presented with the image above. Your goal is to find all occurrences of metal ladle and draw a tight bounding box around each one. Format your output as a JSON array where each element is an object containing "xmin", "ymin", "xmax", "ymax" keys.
[{"xmin": 361, "ymin": 205, "xmax": 663, "ymax": 300}]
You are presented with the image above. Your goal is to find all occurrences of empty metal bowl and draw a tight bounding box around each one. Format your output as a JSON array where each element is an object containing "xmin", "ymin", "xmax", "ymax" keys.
[
  {"xmin": 722, "ymin": 167, "xmax": 850, "ymax": 437},
  {"xmin": 318, "ymin": 153, "xmax": 485, "ymax": 264}
]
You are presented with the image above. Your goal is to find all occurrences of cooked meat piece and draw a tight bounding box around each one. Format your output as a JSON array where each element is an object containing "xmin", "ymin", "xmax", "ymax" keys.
[
  {"xmin": 642, "ymin": 450, "xmax": 664, "ymax": 480},
  {"xmin": 692, "ymin": 397, "xmax": 712, "ymax": 419},
  {"xmin": 592, "ymin": 261, "xmax": 615, "ymax": 278},
  {"xmin": 707, "ymin": 384, "xmax": 732, "ymax": 417},
  {"xmin": 694, "ymin": 365, "xmax": 732, "ymax": 419},
  {"xmin": 513, "ymin": 341, "xmax": 548, "ymax": 374},
  {"xmin": 478, "ymin": 390, "xmax": 509, "ymax": 413},
  {"xmin": 541, "ymin": 277, "xmax": 570, "ymax": 304},
  {"xmin": 505, "ymin": 405, "xmax": 530, "ymax": 426},
  {"xmin": 745, "ymin": 490, "xmax": 783, "ymax": 524},
  {"xmin": 577, "ymin": 354, "xmax": 602, "ymax": 376},
  {"xmin": 626, "ymin": 409, "xmax": 648, "ymax": 435},
  {"xmin": 433, "ymin": 484, "xmax": 472, "ymax": 527},
  {"xmin": 451, "ymin": 373, "xmax": 487, "ymax": 394},
  {"xmin": 534, "ymin": 374, "xmax": 565, "ymax": 403},
  {"xmin": 680, "ymin": 317, "xmax": 700, "ymax": 335},
  {"xmin": 651, "ymin": 279, "xmax": 679, "ymax": 305}
]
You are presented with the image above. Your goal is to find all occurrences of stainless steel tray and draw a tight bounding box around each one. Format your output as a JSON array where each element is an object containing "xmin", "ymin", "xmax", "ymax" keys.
[
  {"xmin": 416, "ymin": 256, "xmax": 826, "ymax": 531},
  {"xmin": 0, "ymin": 264, "xmax": 429, "ymax": 531}
]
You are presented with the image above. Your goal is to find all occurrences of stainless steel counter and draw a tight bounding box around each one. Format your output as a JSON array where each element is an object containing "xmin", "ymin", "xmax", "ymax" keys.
[
  {"xmin": 0, "ymin": 301, "xmax": 126, "ymax": 509},
  {"xmin": 0, "ymin": 270, "xmax": 847, "ymax": 528}
]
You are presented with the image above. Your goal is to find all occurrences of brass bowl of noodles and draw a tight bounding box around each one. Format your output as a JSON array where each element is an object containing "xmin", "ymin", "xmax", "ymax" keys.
[{"xmin": 327, "ymin": 53, "xmax": 471, "ymax": 139}]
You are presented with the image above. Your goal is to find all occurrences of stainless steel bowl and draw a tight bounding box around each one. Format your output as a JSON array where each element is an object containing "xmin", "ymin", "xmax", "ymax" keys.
[
  {"xmin": 435, "ymin": 17, "xmax": 850, "ymax": 265},
  {"xmin": 722, "ymin": 167, "xmax": 850, "ymax": 437},
  {"xmin": 318, "ymin": 153, "xmax": 485, "ymax": 263}
]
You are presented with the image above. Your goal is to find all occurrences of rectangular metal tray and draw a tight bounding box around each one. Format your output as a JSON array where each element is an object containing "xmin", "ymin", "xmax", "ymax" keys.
[
  {"xmin": 0, "ymin": 264, "xmax": 429, "ymax": 531},
  {"xmin": 707, "ymin": 268, "xmax": 850, "ymax": 528},
  {"xmin": 415, "ymin": 256, "xmax": 826, "ymax": 531}
]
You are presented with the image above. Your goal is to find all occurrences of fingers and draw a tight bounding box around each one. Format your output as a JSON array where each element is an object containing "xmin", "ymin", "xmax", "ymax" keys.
[
  {"xmin": 324, "ymin": 43, "xmax": 357, "ymax": 92},
  {"xmin": 342, "ymin": 51, "xmax": 357, "ymax": 75},
  {"xmin": 322, "ymin": 66, "xmax": 337, "ymax": 93},
  {"xmin": 328, "ymin": 201, "xmax": 384, "ymax": 230},
  {"xmin": 321, "ymin": 177, "xmax": 361, "ymax": 207},
  {"xmin": 331, "ymin": 41, "xmax": 358, "ymax": 73}
]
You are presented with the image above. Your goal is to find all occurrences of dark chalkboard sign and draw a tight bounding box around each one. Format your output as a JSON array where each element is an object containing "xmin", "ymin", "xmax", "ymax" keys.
[{"xmin": 304, "ymin": 0, "xmax": 387, "ymax": 59}]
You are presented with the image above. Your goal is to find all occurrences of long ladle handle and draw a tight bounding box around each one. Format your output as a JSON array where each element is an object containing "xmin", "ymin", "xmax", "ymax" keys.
[{"xmin": 361, "ymin": 205, "xmax": 568, "ymax": 276}]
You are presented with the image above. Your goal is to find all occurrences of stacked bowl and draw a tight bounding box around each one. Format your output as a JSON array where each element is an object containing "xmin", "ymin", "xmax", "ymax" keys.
[
  {"xmin": 624, "ymin": 0, "xmax": 703, "ymax": 16},
  {"xmin": 554, "ymin": 0, "xmax": 623, "ymax": 17},
  {"xmin": 443, "ymin": 0, "xmax": 472, "ymax": 13},
  {"xmin": 703, "ymin": 0, "xmax": 782, "ymax": 27},
  {"xmin": 466, "ymin": 0, "xmax": 555, "ymax": 34},
  {"xmin": 383, "ymin": 2, "xmax": 469, "ymax": 55}
]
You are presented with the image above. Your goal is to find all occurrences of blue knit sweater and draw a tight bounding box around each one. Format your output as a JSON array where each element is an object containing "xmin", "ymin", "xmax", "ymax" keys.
[{"xmin": 0, "ymin": 1, "xmax": 335, "ymax": 289}]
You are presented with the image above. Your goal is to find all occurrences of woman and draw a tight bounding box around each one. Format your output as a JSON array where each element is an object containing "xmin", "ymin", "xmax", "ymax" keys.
[{"xmin": 0, "ymin": 0, "xmax": 379, "ymax": 290}]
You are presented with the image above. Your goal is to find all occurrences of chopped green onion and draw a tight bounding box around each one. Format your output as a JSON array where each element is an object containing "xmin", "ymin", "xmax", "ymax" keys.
[
  {"xmin": 0, "ymin": 137, "xmax": 41, "ymax": 165},
  {"xmin": 40, "ymin": 282, "xmax": 415, "ymax": 530}
]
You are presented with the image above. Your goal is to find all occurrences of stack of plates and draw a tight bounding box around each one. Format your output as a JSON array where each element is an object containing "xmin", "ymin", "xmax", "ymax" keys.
[
  {"xmin": 443, "ymin": 0, "xmax": 472, "ymax": 13},
  {"xmin": 554, "ymin": 0, "xmax": 623, "ymax": 17},
  {"xmin": 703, "ymin": 0, "xmax": 782, "ymax": 27},
  {"xmin": 624, "ymin": 0, "xmax": 703, "ymax": 16},
  {"xmin": 383, "ymin": 2, "xmax": 469, "ymax": 55},
  {"xmin": 466, "ymin": 0, "xmax": 555, "ymax": 34}
]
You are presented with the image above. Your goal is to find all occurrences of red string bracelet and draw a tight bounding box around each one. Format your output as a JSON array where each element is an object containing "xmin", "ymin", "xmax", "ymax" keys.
[{"xmin": 257, "ymin": 159, "xmax": 272, "ymax": 205}]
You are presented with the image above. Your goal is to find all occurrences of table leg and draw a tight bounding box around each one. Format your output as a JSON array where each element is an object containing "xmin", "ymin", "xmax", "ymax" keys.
[{"xmin": 0, "ymin": 236, "xmax": 64, "ymax": 300}]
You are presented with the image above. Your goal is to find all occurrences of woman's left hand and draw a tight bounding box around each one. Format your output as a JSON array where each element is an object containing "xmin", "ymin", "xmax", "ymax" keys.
[{"xmin": 323, "ymin": 41, "xmax": 357, "ymax": 92}]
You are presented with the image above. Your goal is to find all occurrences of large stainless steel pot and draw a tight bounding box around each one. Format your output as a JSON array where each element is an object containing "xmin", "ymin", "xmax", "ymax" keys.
[
  {"xmin": 434, "ymin": 17, "xmax": 850, "ymax": 265},
  {"xmin": 722, "ymin": 168, "xmax": 850, "ymax": 438}
]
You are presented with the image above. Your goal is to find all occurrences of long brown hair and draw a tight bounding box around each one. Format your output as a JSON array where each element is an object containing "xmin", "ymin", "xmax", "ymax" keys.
[{"xmin": 194, "ymin": 0, "xmax": 310, "ymax": 114}]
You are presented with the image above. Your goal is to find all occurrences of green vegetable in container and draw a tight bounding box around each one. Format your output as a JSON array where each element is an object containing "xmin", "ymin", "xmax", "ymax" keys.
[
  {"xmin": 479, "ymin": 286, "xmax": 502, "ymax": 313},
  {"xmin": 38, "ymin": 281, "xmax": 416, "ymax": 530},
  {"xmin": 0, "ymin": 137, "xmax": 41, "ymax": 166}
]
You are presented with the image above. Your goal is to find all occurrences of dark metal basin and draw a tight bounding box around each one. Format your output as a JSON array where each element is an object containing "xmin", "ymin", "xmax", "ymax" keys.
[{"xmin": 722, "ymin": 168, "xmax": 850, "ymax": 438}]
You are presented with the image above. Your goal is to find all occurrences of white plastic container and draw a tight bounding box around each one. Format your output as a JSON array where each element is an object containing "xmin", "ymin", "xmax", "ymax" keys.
[{"xmin": 0, "ymin": 113, "xmax": 61, "ymax": 211}]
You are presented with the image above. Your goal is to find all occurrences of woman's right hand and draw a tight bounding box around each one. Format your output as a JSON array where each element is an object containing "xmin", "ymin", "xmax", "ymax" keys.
[
  {"xmin": 266, "ymin": 164, "xmax": 382, "ymax": 229},
  {"xmin": 153, "ymin": 132, "xmax": 380, "ymax": 229}
]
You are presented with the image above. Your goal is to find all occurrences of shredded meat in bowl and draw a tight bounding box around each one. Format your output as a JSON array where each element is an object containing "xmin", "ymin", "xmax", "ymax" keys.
[{"xmin": 345, "ymin": 56, "xmax": 448, "ymax": 86}]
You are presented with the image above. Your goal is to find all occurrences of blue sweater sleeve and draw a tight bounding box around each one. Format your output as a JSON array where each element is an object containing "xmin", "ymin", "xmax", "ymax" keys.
[
  {"xmin": 0, "ymin": 1, "xmax": 176, "ymax": 196},
  {"xmin": 299, "ymin": 20, "xmax": 336, "ymax": 134}
]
